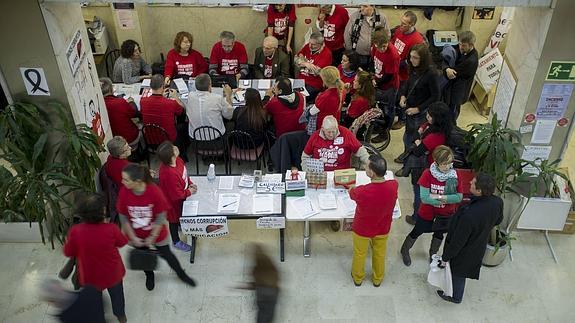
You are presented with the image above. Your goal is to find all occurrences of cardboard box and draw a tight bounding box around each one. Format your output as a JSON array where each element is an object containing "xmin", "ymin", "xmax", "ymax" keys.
[
  {"xmin": 334, "ymin": 169, "xmax": 356, "ymax": 188},
  {"xmin": 471, "ymin": 82, "xmax": 496, "ymax": 116}
]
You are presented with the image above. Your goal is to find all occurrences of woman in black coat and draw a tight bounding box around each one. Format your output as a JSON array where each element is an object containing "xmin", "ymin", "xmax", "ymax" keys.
[{"xmin": 439, "ymin": 172, "xmax": 503, "ymax": 304}]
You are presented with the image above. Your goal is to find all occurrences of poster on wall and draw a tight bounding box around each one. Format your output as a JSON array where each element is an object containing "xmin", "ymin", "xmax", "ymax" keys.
[
  {"xmin": 473, "ymin": 7, "xmax": 495, "ymax": 20},
  {"xmin": 484, "ymin": 7, "xmax": 514, "ymax": 55},
  {"xmin": 19, "ymin": 67, "xmax": 50, "ymax": 96},
  {"xmin": 531, "ymin": 119, "xmax": 556, "ymax": 144},
  {"xmin": 115, "ymin": 10, "xmax": 135, "ymax": 30},
  {"xmin": 535, "ymin": 83, "xmax": 574, "ymax": 120},
  {"xmin": 65, "ymin": 30, "xmax": 86, "ymax": 77},
  {"xmin": 521, "ymin": 146, "xmax": 552, "ymax": 175}
]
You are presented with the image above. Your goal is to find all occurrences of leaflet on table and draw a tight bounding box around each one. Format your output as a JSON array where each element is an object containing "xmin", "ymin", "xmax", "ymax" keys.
[
  {"xmin": 256, "ymin": 182, "xmax": 285, "ymax": 194},
  {"xmin": 238, "ymin": 174, "xmax": 255, "ymax": 188},
  {"xmin": 182, "ymin": 200, "xmax": 199, "ymax": 217},
  {"xmin": 217, "ymin": 193, "xmax": 240, "ymax": 213},
  {"xmin": 141, "ymin": 78, "xmax": 151, "ymax": 87},
  {"xmin": 218, "ymin": 176, "xmax": 234, "ymax": 190},
  {"xmin": 173, "ymin": 78, "xmax": 189, "ymax": 94},
  {"xmin": 290, "ymin": 196, "xmax": 318, "ymax": 219},
  {"xmin": 257, "ymin": 79, "xmax": 271, "ymax": 89},
  {"xmin": 337, "ymin": 194, "xmax": 356, "ymax": 216},
  {"xmin": 318, "ymin": 193, "xmax": 337, "ymax": 210},
  {"xmin": 253, "ymin": 194, "xmax": 274, "ymax": 214},
  {"xmin": 262, "ymin": 173, "xmax": 282, "ymax": 182}
]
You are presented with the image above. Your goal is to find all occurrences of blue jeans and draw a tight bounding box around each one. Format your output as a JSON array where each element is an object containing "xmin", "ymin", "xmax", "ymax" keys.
[{"xmin": 451, "ymin": 274, "xmax": 466, "ymax": 303}]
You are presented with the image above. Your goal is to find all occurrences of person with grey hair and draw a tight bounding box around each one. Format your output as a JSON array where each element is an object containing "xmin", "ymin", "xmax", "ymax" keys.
[
  {"xmin": 295, "ymin": 32, "xmax": 332, "ymax": 103},
  {"xmin": 209, "ymin": 31, "xmax": 249, "ymax": 81},
  {"xmin": 442, "ymin": 30, "xmax": 479, "ymax": 121},
  {"xmin": 344, "ymin": 5, "xmax": 390, "ymax": 70},
  {"xmin": 185, "ymin": 73, "xmax": 234, "ymax": 138},
  {"xmin": 101, "ymin": 77, "xmax": 141, "ymax": 148},
  {"xmin": 301, "ymin": 115, "xmax": 369, "ymax": 172},
  {"xmin": 253, "ymin": 36, "xmax": 290, "ymax": 79},
  {"xmin": 105, "ymin": 136, "xmax": 132, "ymax": 188}
]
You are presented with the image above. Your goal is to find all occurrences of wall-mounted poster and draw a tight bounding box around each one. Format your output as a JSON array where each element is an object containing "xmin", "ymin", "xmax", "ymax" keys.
[{"xmin": 473, "ymin": 7, "xmax": 495, "ymax": 20}]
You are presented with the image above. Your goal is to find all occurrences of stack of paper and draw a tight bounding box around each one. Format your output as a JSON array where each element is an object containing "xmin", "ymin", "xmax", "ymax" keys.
[
  {"xmin": 262, "ymin": 174, "xmax": 282, "ymax": 182},
  {"xmin": 238, "ymin": 175, "xmax": 255, "ymax": 188},
  {"xmin": 318, "ymin": 193, "xmax": 337, "ymax": 210},
  {"xmin": 173, "ymin": 78, "xmax": 189, "ymax": 94},
  {"xmin": 217, "ymin": 193, "xmax": 240, "ymax": 213},
  {"xmin": 290, "ymin": 196, "xmax": 318, "ymax": 219},
  {"xmin": 182, "ymin": 200, "xmax": 199, "ymax": 217},
  {"xmin": 218, "ymin": 177, "xmax": 234, "ymax": 190},
  {"xmin": 253, "ymin": 194, "xmax": 274, "ymax": 214}
]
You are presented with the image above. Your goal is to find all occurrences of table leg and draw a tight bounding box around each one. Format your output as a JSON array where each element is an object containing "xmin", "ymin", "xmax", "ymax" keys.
[
  {"xmin": 189, "ymin": 236, "xmax": 197, "ymax": 264},
  {"xmin": 303, "ymin": 220, "xmax": 311, "ymax": 257},
  {"xmin": 280, "ymin": 228, "xmax": 285, "ymax": 262}
]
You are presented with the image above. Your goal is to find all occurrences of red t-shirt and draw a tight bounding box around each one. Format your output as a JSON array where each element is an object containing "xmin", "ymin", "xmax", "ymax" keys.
[
  {"xmin": 159, "ymin": 157, "xmax": 194, "ymax": 223},
  {"xmin": 350, "ymin": 179, "xmax": 399, "ymax": 237},
  {"xmin": 315, "ymin": 87, "xmax": 343, "ymax": 130},
  {"xmin": 104, "ymin": 95, "xmax": 139, "ymax": 143},
  {"xmin": 209, "ymin": 41, "xmax": 248, "ymax": 75},
  {"xmin": 422, "ymin": 132, "xmax": 446, "ymax": 166},
  {"xmin": 267, "ymin": 5, "xmax": 296, "ymax": 40},
  {"xmin": 264, "ymin": 93, "xmax": 306, "ymax": 137},
  {"xmin": 319, "ymin": 5, "xmax": 349, "ymax": 51},
  {"xmin": 391, "ymin": 29, "xmax": 425, "ymax": 81},
  {"xmin": 347, "ymin": 96, "xmax": 370, "ymax": 118},
  {"xmin": 105, "ymin": 155, "xmax": 130, "ymax": 188},
  {"xmin": 63, "ymin": 223, "xmax": 128, "ymax": 290},
  {"xmin": 417, "ymin": 169, "xmax": 463, "ymax": 220},
  {"xmin": 337, "ymin": 64, "xmax": 355, "ymax": 89},
  {"xmin": 297, "ymin": 44, "xmax": 332, "ymax": 90},
  {"xmin": 264, "ymin": 56, "xmax": 274, "ymax": 79},
  {"xmin": 164, "ymin": 48, "xmax": 208, "ymax": 79},
  {"xmin": 140, "ymin": 95, "xmax": 183, "ymax": 141},
  {"xmin": 116, "ymin": 184, "xmax": 169, "ymax": 242},
  {"xmin": 304, "ymin": 126, "xmax": 362, "ymax": 171},
  {"xmin": 371, "ymin": 43, "xmax": 400, "ymax": 90}
]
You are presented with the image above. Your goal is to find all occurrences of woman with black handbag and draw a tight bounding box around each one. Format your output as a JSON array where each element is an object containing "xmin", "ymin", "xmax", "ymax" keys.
[
  {"xmin": 116, "ymin": 164, "xmax": 196, "ymax": 291},
  {"xmin": 400, "ymin": 145, "xmax": 462, "ymax": 266},
  {"xmin": 394, "ymin": 43, "xmax": 440, "ymax": 165}
]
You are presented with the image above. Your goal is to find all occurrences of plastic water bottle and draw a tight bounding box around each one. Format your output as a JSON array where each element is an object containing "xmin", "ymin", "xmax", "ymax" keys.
[{"xmin": 207, "ymin": 164, "xmax": 216, "ymax": 182}]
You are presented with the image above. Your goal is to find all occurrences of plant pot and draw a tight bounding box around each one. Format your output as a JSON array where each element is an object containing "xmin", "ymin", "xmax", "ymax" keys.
[
  {"xmin": 0, "ymin": 222, "xmax": 44, "ymax": 243},
  {"xmin": 482, "ymin": 242, "xmax": 508, "ymax": 267}
]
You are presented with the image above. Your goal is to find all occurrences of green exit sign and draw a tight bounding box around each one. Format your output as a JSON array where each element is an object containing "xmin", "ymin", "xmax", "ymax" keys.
[{"xmin": 546, "ymin": 61, "xmax": 575, "ymax": 81}]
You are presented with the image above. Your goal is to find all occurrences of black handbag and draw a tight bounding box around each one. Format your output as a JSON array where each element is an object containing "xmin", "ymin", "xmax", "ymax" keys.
[
  {"xmin": 128, "ymin": 248, "xmax": 158, "ymax": 271},
  {"xmin": 431, "ymin": 215, "xmax": 452, "ymax": 232}
]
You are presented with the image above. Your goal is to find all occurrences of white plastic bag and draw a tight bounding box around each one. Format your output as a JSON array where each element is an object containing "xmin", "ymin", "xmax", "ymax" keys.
[{"xmin": 427, "ymin": 254, "xmax": 453, "ymax": 297}]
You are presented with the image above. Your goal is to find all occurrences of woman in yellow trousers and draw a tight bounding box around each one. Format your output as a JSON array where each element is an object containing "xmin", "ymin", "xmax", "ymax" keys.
[{"xmin": 349, "ymin": 154, "xmax": 398, "ymax": 287}]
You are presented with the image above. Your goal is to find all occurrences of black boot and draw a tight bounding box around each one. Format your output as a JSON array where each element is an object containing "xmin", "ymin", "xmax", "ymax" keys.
[
  {"xmin": 400, "ymin": 235, "xmax": 416, "ymax": 266},
  {"xmin": 429, "ymin": 237, "xmax": 443, "ymax": 263}
]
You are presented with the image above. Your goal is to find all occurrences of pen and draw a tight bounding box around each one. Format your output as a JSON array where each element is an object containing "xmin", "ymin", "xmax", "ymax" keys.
[{"xmin": 222, "ymin": 201, "xmax": 237, "ymax": 208}]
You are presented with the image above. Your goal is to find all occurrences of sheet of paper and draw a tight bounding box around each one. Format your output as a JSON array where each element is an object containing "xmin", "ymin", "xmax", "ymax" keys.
[
  {"xmin": 521, "ymin": 145, "xmax": 552, "ymax": 174},
  {"xmin": 173, "ymin": 78, "xmax": 189, "ymax": 94},
  {"xmin": 337, "ymin": 194, "xmax": 356, "ymax": 215},
  {"xmin": 182, "ymin": 200, "xmax": 199, "ymax": 217},
  {"xmin": 240, "ymin": 188, "xmax": 252, "ymax": 195},
  {"xmin": 262, "ymin": 174, "xmax": 283, "ymax": 182},
  {"xmin": 239, "ymin": 79, "xmax": 252, "ymax": 89},
  {"xmin": 257, "ymin": 79, "xmax": 271, "ymax": 89},
  {"xmin": 318, "ymin": 193, "xmax": 337, "ymax": 210},
  {"xmin": 140, "ymin": 78, "xmax": 151, "ymax": 87},
  {"xmin": 238, "ymin": 175, "xmax": 255, "ymax": 188},
  {"xmin": 217, "ymin": 193, "xmax": 240, "ymax": 213},
  {"xmin": 290, "ymin": 196, "xmax": 318, "ymax": 219},
  {"xmin": 218, "ymin": 176, "xmax": 234, "ymax": 190},
  {"xmin": 531, "ymin": 119, "xmax": 556, "ymax": 144},
  {"xmin": 253, "ymin": 194, "xmax": 274, "ymax": 214}
]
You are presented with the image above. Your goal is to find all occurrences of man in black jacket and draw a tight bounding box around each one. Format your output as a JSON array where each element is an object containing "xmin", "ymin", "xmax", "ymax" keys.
[
  {"xmin": 442, "ymin": 31, "xmax": 479, "ymax": 122},
  {"xmin": 439, "ymin": 172, "xmax": 503, "ymax": 304}
]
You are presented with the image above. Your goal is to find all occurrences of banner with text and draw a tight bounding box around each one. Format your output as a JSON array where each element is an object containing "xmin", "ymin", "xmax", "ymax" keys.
[
  {"xmin": 476, "ymin": 48, "xmax": 503, "ymax": 92},
  {"xmin": 180, "ymin": 216, "xmax": 229, "ymax": 238}
]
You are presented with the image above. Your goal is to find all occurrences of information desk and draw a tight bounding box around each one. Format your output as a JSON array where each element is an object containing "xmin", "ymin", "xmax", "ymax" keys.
[
  {"xmin": 184, "ymin": 175, "xmax": 286, "ymax": 263},
  {"xmin": 286, "ymin": 171, "xmax": 401, "ymax": 257}
]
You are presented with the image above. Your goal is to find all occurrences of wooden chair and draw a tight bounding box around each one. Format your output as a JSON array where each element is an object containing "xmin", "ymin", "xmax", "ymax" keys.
[
  {"xmin": 191, "ymin": 126, "xmax": 228, "ymax": 175},
  {"xmin": 104, "ymin": 49, "xmax": 120, "ymax": 78},
  {"xmin": 227, "ymin": 130, "xmax": 266, "ymax": 174},
  {"xmin": 142, "ymin": 124, "xmax": 170, "ymax": 167}
]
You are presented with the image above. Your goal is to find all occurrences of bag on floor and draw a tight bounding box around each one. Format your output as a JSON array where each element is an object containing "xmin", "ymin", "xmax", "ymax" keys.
[{"xmin": 128, "ymin": 248, "xmax": 158, "ymax": 271}]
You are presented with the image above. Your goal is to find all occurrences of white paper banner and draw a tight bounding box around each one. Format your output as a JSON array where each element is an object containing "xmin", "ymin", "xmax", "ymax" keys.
[
  {"xmin": 180, "ymin": 216, "xmax": 229, "ymax": 238},
  {"xmin": 476, "ymin": 48, "xmax": 503, "ymax": 92},
  {"xmin": 484, "ymin": 7, "xmax": 514, "ymax": 55}
]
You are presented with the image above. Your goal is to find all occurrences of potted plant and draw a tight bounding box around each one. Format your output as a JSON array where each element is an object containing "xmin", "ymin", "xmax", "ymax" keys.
[
  {"xmin": 466, "ymin": 113, "xmax": 524, "ymax": 266},
  {"xmin": 0, "ymin": 102, "xmax": 104, "ymax": 247}
]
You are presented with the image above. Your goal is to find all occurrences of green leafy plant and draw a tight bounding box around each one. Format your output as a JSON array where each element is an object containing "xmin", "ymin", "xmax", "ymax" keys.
[
  {"xmin": 0, "ymin": 102, "xmax": 104, "ymax": 246},
  {"xmin": 514, "ymin": 158, "xmax": 574, "ymax": 199}
]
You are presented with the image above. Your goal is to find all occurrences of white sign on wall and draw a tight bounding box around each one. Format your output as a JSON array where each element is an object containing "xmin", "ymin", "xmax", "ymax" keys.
[
  {"xmin": 484, "ymin": 7, "xmax": 515, "ymax": 55},
  {"xmin": 65, "ymin": 30, "xmax": 86, "ymax": 77},
  {"xmin": 256, "ymin": 217, "xmax": 286, "ymax": 229},
  {"xmin": 19, "ymin": 68, "xmax": 50, "ymax": 96}
]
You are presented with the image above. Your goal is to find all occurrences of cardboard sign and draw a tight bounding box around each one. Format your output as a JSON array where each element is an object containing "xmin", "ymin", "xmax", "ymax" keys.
[
  {"xmin": 285, "ymin": 180, "xmax": 307, "ymax": 191},
  {"xmin": 180, "ymin": 216, "xmax": 229, "ymax": 238},
  {"xmin": 476, "ymin": 48, "xmax": 503, "ymax": 92},
  {"xmin": 256, "ymin": 217, "xmax": 286, "ymax": 229},
  {"xmin": 256, "ymin": 182, "xmax": 285, "ymax": 194}
]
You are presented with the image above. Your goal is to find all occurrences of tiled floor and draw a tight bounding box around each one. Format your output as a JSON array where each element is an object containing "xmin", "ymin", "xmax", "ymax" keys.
[{"xmin": 2, "ymin": 103, "xmax": 575, "ymax": 322}]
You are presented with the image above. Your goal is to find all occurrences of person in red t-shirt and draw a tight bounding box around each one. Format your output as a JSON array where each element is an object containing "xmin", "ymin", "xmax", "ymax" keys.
[
  {"xmin": 117, "ymin": 164, "xmax": 196, "ymax": 291},
  {"xmin": 350, "ymin": 154, "xmax": 398, "ymax": 287},
  {"xmin": 263, "ymin": 77, "xmax": 306, "ymax": 138},
  {"xmin": 391, "ymin": 11, "xmax": 426, "ymax": 82},
  {"xmin": 157, "ymin": 141, "xmax": 197, "ymax": 252},
  {"xmin": 344, "ymin": 71, "xmax": 375, "ymax": 128},
  {"xmin": 302, "ymin": 116, "xmax": 369, "ymax": 171},
  {"xmin": 63, "ymin": 192, "xmax": 128, "ymax": 322},
  {"xmin": 209, "ymin": 31, "xmax": 249, "ymax": 81},
  {"xmin": 338, "ymin": 50, "xmax": 360, "ymax": 97},
  {"xmin": 163, "ymin": 31, "xmax": 208, "ymax": 85},
  {"xmin": 140, "ymin": 74, "xmax": 189, "ymax": 161},
  {"xmin": 400, "ymin": 145, "xmax": 463, "ymax": 267},
  {"xmin": 266, "ymin": 4, "xmax": 297, "ymax": 53},
  {"xmin": 100, "ymin": 77, "xmax": 140, "ymax": 147},
  {"xmin": 105, "ymin": 136, "xmax": 132, "ymax": 188},
  {"xmin": 371, "ymin": 27, "xmax": 400, "ymax": 91},
  {"xmin": 317, "ymin": 4, "xmax": 350, "ymax": 66},
  {"xmin": 295, "ymin": 32, "xmax": 332, "ymax": 103},
  {"xmin": 315, "ymin": 66, "xmax": 346, "ymax": 130}
]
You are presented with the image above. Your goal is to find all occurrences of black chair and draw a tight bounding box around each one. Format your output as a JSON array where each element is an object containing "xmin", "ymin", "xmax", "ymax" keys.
[
  {"xmin": 142, "ymin": 124, "xmax": 170, "ymax": 167},
  {"xmin": 96, "ymin": 164, "xmax": 119, "ymax": 224},
  {"xmin": 227, "ymin": 130, "xmax": 266, "ymax": 174},
  {"xmin": 191, "ymin": 126, "xmax": 228, "ymax": 175},
  {"xmin": 105, "ymin": 49, "xmax": 121, "ymax": 79}
]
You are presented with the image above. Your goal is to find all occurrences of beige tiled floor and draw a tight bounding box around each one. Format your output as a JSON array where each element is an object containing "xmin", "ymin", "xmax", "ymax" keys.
[{"xmin": 1, "ymin": 103, "xmax": 574, "ymax": 323}]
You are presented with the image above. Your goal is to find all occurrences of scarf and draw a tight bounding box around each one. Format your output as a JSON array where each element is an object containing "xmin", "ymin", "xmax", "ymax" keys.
[
  {"xmin": 430, "ymin": 162, "xmax": 458, "ymax": 194},
  {"xmin": 350, "ymin": 13, "xmax": 381, "ymax": 50}
]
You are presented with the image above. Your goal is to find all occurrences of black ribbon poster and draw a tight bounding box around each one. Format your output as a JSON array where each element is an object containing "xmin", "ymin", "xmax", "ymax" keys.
[{"xmin": 20, "ymin": 67, "xmax": 50, "ymax": 96}]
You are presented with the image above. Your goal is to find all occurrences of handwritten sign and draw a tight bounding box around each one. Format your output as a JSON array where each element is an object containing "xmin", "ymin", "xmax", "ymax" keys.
[
  {"xmin": 256, "ymin": 182, "xmax": 285, "ymax": 194},
  {"xmin": 66, "ymin": 30, "xmax": 86, "ymax": 77},
  {"xmin": 256, "ymin": 217, "xmax": 286, "ymax": 229},
  {"xmin": 180, "ymin": 216, "xmax": 229, "ymax": 238}
]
